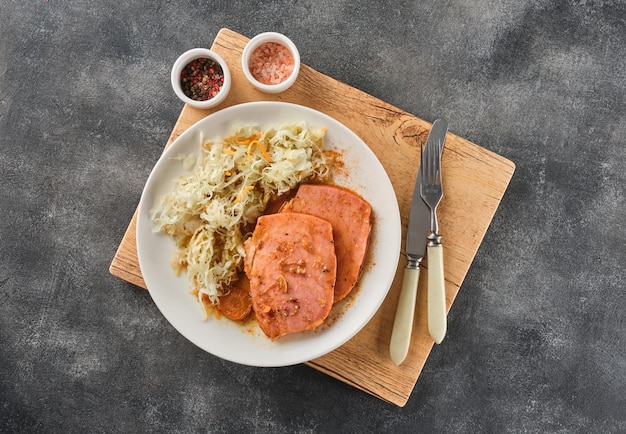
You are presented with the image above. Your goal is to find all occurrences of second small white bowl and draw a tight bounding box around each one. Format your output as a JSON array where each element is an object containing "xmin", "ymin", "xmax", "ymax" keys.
[{"xmin": 241, "ymin": 32, "xmax": 300, "ymax": 94}]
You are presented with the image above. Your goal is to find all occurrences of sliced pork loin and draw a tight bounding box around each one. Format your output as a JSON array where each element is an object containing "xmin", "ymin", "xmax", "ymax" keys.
[
  {"xmin": 243, "ymin": 212, "xmax": 337, "ymax": 340},
  {"xmin": 282, "ymin": 184, "xmax": 372, "ymax": 303}
]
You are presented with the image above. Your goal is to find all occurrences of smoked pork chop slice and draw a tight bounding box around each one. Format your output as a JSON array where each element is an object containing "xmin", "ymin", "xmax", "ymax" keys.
[
  {"xmin": 282, "ymin": 184, "xmax": 372, "ymax": 303},
  {"xmin": 243, "ymin": 212, "xmax": 337, "ymax": 340}
]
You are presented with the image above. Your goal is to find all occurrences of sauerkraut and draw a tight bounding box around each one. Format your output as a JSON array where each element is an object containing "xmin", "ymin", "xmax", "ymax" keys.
[{"xmin": 151, "ymin": 121, "xmax": 330, "ymax": 316}]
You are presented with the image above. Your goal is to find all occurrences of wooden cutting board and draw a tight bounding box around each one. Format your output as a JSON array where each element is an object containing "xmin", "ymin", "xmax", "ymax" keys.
[{"xmin": 109, "ymin": 28, "xmax": 515, "ymax": 407}]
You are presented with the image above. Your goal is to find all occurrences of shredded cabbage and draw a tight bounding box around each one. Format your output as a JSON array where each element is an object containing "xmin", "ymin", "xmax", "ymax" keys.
[{"xmin": 151, "ymin": 121, "xmax": 329, "ymax": 315}]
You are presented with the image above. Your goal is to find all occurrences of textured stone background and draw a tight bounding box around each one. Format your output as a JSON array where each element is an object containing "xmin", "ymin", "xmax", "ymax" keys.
[{"xmin": 1, "ymin": 1, "xmax": 625, "ymax": 432}]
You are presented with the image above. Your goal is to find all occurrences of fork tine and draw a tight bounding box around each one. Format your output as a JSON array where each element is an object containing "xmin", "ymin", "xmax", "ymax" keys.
[
  {"xmin": 420, "ymin": 142, "xmax": 426, "ymax": 192},
  {"xmin": 425, "ymin": 141, "xmax": 431, "ymax": 183},
  {"xmin": 426, "ymin": 138, "xmax": 434, "ymax": 185},
  {"xmin": 432, "ymin": 140, "xmax": 437, "ymax": 180},
  {"xmin": 426, "ymin": 142, "xmax": 433, "ymax": 184},
  {"xmin": 421, "ymin": 142, "xmax": 429, "ymax": 193},
  {"xmin": 424, "ymin": 142, "xmax": 430, "ymax": 185},
  {"xmin": 432, "ymin": 143, "xmax": 439, "ymax": 185},
  {"xmin": 426, "ymin": 141, "xmax": 433, "ymax": 186}
]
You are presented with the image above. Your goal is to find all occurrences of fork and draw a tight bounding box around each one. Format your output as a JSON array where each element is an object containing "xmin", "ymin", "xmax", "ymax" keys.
[{"xmin": 420, "ymin": 140, "xmax": 447, "ymax": 344}]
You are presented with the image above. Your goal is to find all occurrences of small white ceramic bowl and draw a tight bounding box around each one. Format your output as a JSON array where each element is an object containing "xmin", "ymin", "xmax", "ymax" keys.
[
  {"xmin": 171, "ymin": 48, "xmax": 231, "ymax": 109},
  {"xmin": 241, "ymin": 32, "xmax": 300, "ymax": 94}
]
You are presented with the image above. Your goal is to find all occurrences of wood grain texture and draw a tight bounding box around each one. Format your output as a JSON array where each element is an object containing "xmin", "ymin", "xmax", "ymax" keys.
[{"xmin": 109, "ymin": 28, "xmax": 515, "ymax": 407}]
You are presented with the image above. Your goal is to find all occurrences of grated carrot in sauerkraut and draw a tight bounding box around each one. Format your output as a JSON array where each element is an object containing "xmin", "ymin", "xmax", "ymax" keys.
[{"xmin": 151, "ymin": 121, "xmax": 330, "ymax": 317}]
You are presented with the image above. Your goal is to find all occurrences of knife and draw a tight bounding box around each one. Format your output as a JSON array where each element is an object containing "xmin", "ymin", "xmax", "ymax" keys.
[{"xmin": 389, "ymin": 119, "xmax": 448, "ymax": 366}]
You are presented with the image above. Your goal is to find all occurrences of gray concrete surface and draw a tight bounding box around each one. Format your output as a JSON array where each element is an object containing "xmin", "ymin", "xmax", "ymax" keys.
[{"xmin": 1, "ymin": 1, "xmax": 625, "ymax": 432}]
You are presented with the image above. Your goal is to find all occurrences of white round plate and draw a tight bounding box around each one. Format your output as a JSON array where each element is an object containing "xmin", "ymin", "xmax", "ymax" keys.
[{"xmin": 137, "ymin": 101, "xmax": 401, "ymax": 367}]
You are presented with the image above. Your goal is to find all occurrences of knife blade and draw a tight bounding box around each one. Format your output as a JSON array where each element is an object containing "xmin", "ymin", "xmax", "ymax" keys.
[{"xmin": 389, "ymin": 119, "xmax": 448, "ymax": 365}]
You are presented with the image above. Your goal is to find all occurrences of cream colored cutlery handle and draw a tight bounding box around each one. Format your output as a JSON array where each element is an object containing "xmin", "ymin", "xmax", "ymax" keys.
[
  {"xmin": 427, "ymin": 244, "xmax": 447, "ymax": 344},
  {"xmin": 389, "ymin": 266, "xmax": 420, "ymax": 366}
]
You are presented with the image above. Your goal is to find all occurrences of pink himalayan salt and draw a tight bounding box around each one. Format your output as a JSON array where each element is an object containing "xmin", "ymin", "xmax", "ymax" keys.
[{"xmin": 249, "ymin": 42, "xmax": 295, "ymax": 85}]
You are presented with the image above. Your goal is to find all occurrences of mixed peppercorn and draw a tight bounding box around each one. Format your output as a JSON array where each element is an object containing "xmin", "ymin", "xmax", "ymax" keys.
[{"xmin": 180, "ymin": 58, "xmax": 224, "ymax": 101}]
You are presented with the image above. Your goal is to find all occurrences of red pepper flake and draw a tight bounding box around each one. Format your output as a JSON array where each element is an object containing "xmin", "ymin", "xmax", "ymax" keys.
[
  {"xmin": 180, "ymin": 58, "xmax": 224, "ymax": 101},
  {"xmin": 249, "ymin": 42, "xmax": 294, "ymax": 85}
]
